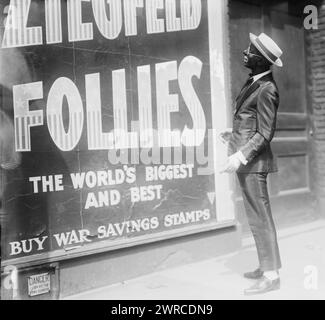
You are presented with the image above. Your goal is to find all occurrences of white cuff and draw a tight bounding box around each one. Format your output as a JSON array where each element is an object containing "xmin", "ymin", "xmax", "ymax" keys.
[{"xmin": 235, "ymin": 151, "xmax": 248, "ymax": 165}]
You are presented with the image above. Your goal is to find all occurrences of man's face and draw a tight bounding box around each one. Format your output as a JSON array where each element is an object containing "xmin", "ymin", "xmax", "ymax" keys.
[{"xmin": 243, "ymin": 43, "xmax": 264, "ymax": 69}]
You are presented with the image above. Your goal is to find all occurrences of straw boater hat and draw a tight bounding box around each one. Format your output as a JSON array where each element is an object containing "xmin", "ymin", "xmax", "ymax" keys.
[{"xmin": 249, "ymin": 33, "xmax": 283, "ymax": 67}]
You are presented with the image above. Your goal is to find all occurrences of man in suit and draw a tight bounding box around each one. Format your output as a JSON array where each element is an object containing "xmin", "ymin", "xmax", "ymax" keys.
[{"xmin": 220, "ymin": 33, "xmax": 283, "ymax": 295}]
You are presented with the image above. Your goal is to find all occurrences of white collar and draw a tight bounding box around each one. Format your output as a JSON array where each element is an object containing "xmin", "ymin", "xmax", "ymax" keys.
[{"xmin": 251, "ymin": 69, "xmax": 272, "ymax": 83}]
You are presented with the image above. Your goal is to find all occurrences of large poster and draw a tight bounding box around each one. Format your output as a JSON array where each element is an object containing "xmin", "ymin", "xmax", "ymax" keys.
[{"xmin": 0, "ymin": 0, "xmax": 234, "ymax": 263}]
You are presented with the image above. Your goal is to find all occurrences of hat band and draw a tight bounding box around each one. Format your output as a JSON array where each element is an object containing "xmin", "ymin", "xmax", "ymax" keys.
[{"xmin": 255, "ymin": 38, "xmax": 278, "ymax": 62}]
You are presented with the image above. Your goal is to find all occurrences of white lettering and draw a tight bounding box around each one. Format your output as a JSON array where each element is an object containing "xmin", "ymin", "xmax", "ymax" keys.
[
  {"xmin": 146, "ymin": 0, "xmax": 164, "ymax": 34},
  {"xmin": 156, "ymin": 61, "xmax": 180, "ymax": 147},
  {"xmin": 13, "ymin": 82, "xmax": 44, "ymax": 152},
  {"xmin": 2, "ymin": 0, "xmax": 42, "ymax": 48},
  {"xmin": 92, "ymin": 0, "xmax": 122, "ymax": 39},
  {"xmin": 47, "ymin": 77, "xmax": 84, "ymax": 151},
  {"xmin": 67, "ymin": 0, "xmax": 93, "ymax": 42}
]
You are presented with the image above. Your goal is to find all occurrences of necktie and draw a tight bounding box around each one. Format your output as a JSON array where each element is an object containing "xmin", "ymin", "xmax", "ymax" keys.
[
  {"xmin": 242, "ymin": 77, "xmax": 254, "ymax": 92},
  {"xmin": 237, "ymin": 77, "xmax": 254, "ymax": 102}
]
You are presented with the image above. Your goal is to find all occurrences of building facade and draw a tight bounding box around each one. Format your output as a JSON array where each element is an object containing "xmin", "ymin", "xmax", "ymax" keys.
[{"xmin": 307, "ymin": 1, "xmax": 325, "ymax": 214}]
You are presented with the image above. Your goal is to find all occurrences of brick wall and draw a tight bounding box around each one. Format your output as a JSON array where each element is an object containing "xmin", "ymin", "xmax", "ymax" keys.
[{"xmin": 306, "ymin": 3, "xmax": 325, "ymax": 214}]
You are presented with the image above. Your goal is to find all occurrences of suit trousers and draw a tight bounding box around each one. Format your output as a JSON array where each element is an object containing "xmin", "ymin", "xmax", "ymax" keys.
[{"xmin": 237, "ymin": 172, "xmax": 281, "ymax": 271}]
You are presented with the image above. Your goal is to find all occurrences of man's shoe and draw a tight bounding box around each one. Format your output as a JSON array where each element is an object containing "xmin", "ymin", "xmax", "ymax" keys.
[
  {"xmin": 244, "ymin": 276, "xmax": 280, "ymax": 295},
  {"xmin": 243, "ymin": 268, "xmax": 264, "ymax": 279}
]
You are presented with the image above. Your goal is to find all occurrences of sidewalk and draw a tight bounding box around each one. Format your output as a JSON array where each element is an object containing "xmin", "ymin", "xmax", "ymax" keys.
[{"xmin": 65, "ymin": 219, "xmax": 325, "ymax": 300}]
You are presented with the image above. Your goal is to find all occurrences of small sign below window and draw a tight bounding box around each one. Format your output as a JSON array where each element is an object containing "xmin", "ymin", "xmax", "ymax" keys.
[{"xmin": 28, "ymin": 273, "xmax": 51, "ymax": 297}]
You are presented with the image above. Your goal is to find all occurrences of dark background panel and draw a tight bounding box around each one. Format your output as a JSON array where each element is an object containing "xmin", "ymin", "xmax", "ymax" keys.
[{"xmin": 1, "ymin": 0, "xmax": 216, "ymax": 261}]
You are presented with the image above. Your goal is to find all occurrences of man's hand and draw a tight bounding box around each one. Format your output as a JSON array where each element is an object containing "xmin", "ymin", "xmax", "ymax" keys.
[
  {"xmin": 219, "ymin": 128, "xmax": 233, "ymax": 144},
  {"xmin": 220, "ymin": 153, "xmax": 242, "ymax": 173}
]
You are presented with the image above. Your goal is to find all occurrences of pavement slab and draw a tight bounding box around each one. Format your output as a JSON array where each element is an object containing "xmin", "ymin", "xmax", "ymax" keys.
[{"xmin": 65, "ymin": 219, "xmax": 325, "ymax": 300}]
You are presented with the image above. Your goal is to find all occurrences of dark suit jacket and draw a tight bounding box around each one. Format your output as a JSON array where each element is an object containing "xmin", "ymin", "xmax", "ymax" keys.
[{"xmin": 228, "ymin": 73, "xmax": 279, "ymax": 173}]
